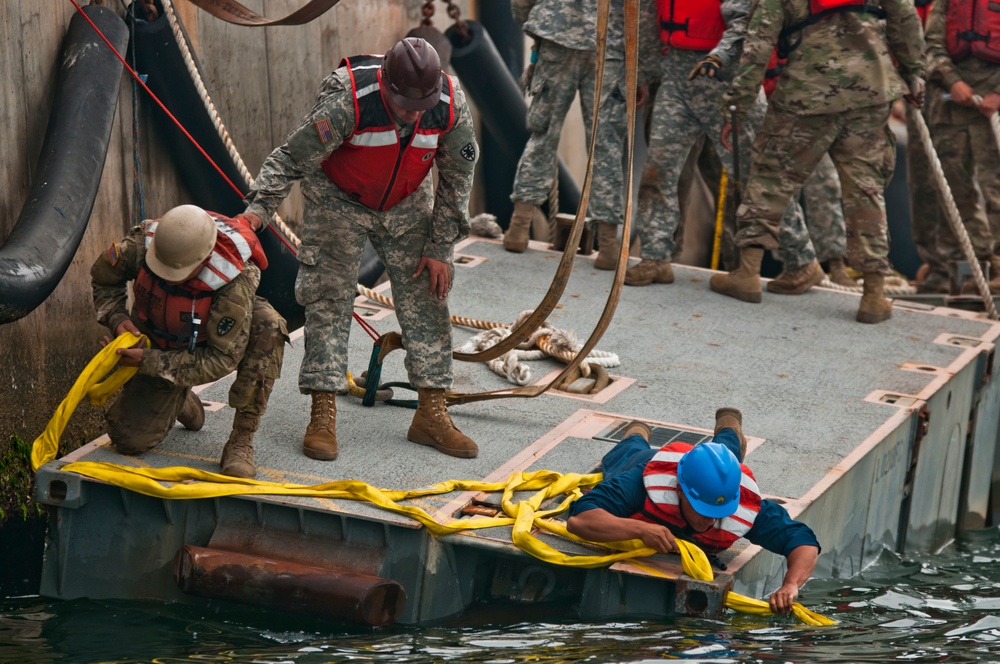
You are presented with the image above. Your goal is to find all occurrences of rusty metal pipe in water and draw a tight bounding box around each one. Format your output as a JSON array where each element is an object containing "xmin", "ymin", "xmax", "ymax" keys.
[{"xmin": 173, "ymin": 545, "xmax": 406, "ymax": 627}]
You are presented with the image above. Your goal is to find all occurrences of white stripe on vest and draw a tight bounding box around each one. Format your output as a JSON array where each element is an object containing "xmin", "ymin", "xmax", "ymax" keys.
[
  {"xmin": 412, "ymin": 133, "xmax": 439, "ymax": 149},
  {"xmin": 356, "ymin": 82, "xmax": 380, "ymax": 100},
  {"xmin": 349, "ymin": 130, "xmax": 398, "ymax": 147}
]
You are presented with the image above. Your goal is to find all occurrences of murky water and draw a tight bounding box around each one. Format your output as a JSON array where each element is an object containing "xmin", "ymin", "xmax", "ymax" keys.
[{"xmin": 2, "ymin": 526, "xmax": 999, "ymax": 663}]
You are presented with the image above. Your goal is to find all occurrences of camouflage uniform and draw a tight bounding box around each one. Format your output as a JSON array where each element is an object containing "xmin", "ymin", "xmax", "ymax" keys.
[
  {"xmin": 91, "ymin": 221, "xmax": 287, "ymax": 453},
  {"xmin": 724, "ymin": 0, "xmax": 924, "ymax": 273},
  {"xmin": 637, "ymin": 0, "xmax": 816, "ymax": 272},
  {"xmin": 799, "ymin": 153, "xmax": 847, "ymax": 263},
  {"xmin": 244, "ymin": 67, "xmax": 478, "ymax": 394},
  {"xmin": 905, "ymin": 92, "xmax": 947, "ymax": 281},
  {"xmin": 925, "ymin": 0, "xmax": 1000, "ymax": 267},
  {"xmin": 512, "ymin": 0, "xmax": 659, "ymax": 227}
]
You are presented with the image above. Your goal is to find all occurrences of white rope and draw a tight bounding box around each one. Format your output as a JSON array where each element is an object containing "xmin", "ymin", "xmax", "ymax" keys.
[
  {"xmin": 818, "ymin": 277, "xmax": 916, "ymax": 296},
  {"xmin": 160, "ymin": 0, "xmax": 302, "ymax": 248},
  {"xmin": 911, "ymin": 101, "xmax": 998, "ymax": 319}
]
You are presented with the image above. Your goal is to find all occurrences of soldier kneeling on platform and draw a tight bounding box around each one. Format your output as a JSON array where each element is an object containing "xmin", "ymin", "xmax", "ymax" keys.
[
  {"xmin": 91, "ymin": 205, "xmax": 288, "ymax": 479},
  {"xmin": 566, "ymin": 408, "xmax": 820, "ymax": 614}
]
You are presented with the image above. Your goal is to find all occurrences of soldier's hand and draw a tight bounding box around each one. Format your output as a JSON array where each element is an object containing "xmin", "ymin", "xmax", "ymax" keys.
[
  {"xmin": 115, "ymin": 346, "xmax": 145, "ymax": 368},
  {"xmin": 115, "ymin": 320, "xmax": 142, "ymax": 338},
  {"xmin": 904, "ymin": 76, "xmax": 925, "ymax": 108},
  {"xmin": 720, "ymin": 121, "xmax": 734, "ymax": 151},
  {"xmin": 978, "ymin": 92, "xmax": 1000, "ymax": 118},
  {"xmin": 414, "ymin": 256, "xmax": 452, "ymax": 299},
  {"xmin": 638, "ymin": 523, "xmax": 677, "ymax": 554},
  {"xmin": 688, "ymin": 54, "xmax": 723, "ymax": 81},
  {"xmin": 950, "ymin": 80, "xmax": 976, "ymax": 107},
  {"xmin": 234, "ymin": 213, "xmax": 263, "ymax": 231}
]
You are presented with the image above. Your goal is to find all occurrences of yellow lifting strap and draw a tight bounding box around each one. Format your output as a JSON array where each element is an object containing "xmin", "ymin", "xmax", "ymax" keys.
[{"xmin": 32, "ymin": 333, "xmax": 834, "ymax": 626}]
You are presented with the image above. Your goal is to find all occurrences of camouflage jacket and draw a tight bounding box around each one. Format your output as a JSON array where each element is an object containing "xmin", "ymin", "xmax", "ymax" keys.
[
  {"xmin": 244, "ymin": 67, "xmax": 478, "ymax": 264},
  {"xmin": 725, "ymin": 0, "xmax": 924, "ymax": 116},
  {"xmin": 925, "ymin": 0, "xmax": 1000, "ymax": 124},
  {"xmin": 91, "ymin": 221, "xmax": 259, "ymax": 387}
]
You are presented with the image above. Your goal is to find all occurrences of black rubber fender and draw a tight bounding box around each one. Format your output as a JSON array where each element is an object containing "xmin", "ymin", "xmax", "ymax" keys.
[
  {"xmin": 445, "ymin": 20, "xmax": 580, "ymax": 216},
  {"xmin": 0, "ymin": 5, "xmax": 128, "ymax": 324}
]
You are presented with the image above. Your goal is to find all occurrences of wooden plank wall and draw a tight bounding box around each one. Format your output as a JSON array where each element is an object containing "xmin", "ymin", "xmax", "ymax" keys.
[{"xmin": 0, "ymin": 0, "xmax": 474, "ymax": 453}]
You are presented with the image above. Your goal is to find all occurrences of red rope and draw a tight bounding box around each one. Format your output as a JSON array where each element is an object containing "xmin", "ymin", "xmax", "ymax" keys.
[{"xmin": 70, "ymin": 0, "xmax": 376, "ymax": 331}]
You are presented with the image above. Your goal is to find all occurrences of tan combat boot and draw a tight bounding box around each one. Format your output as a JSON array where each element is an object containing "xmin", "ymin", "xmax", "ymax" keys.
[
  {"xmin": 714, "ymin": 407, "xmax": 746, "ymax": 460},
  {"xmin": 709, "ymin": 247, "xmax": 764, "ymax": 303},
  {"xmin": 503, "ymin": 202, "xmax": 539, "ymax": 253},
  {"xmin": 856, "ymin": 272, "xmax": 893, "ymax": 324},
  {"xmin": 177, "ymin": 390, "xmax": 205, "ymax": 431},
  {"xmin": 621, "ymin": 420, "xmax": 653, "ymax": 442},
  {"xmin": 220, "ymin": 411, "xmax": 258, "ymax": 479},
  {"xmin": 303, "ymin": 391, "xmax": 339, "ymax": 460},
  {"xmin": 624, "ymin": 259, "xmax": 675, "ymax": 286},
  {"xmin": 827, "ymin": 258, "xmax": 856, "ymax": 287},
  {"xmin": 767, "ymin": 259, "xmax": 825, "ymax": 294},
  {"xmin": 593, "ymin": 222, "xmax": 621, "ymax": 270},
  {"xmin": 408, "ymin": 388, "xmax": 478, "ymax": 458}
]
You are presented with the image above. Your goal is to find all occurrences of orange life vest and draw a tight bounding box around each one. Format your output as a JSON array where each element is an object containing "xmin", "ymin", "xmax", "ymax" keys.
[
  {"xmin": 946, "ymin": 0, "xmax": 1000, "ymax": 64},
  {"xmin": 656, "ymin": 0, "xmax": 726, "ymax": 51},
  {"xmin": 134, "ymin": 213, "xmax": 266, "ymax": 350},
  {"xmin": 762, "ymin": 49, "xmax": 788, "ymax": 98},
  {"xmin": 321, "ymin": 54, "xmax": 455, "ymax": 211},
  {"xmin": 778, "ymin": 0, "xmax": 887, "ymax": 57},
  {"xmin": 636, "ymin": 441, "xmax": 762, "ymax": 554}
]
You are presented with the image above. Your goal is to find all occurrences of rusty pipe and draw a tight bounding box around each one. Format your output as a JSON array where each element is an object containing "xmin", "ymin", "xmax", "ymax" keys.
[{"xmin": 174, "ymin": 545, "xmax": 406, "ymax": 627}]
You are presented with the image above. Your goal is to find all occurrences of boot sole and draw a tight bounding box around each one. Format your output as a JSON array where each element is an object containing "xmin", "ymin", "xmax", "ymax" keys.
[
  {"xmin": 856, "ymin": 311, "xmax": 893, "ymax": 324},
  {"xmin": 303, "ymin": 446, "xmax": 338, "ymax": 460},
  {"xmin": 408, "ymin": 428, "xmax": 479, "ymax": 458},
  {"xmin": 766, "ymin": 270, "xmax": 825, "ymax": 295},
  {"xmin": 220, "ymin": 463, "xmax": 256, "ymax": 479},
  {"xmin": 503, "ymin": 243, "xmax": 527, "ymax": 253},
  {"xmin": 710, "ymin": 283, "xmax": 763, "ymax": 303}
]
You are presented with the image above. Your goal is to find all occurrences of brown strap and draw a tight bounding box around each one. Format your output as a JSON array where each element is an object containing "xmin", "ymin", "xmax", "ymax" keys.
[
  {"xmin": 447, "ymin": 0, "xmax": 639, "ymax": 405},
  {"xmin": 183, "ymin": 0, "xmax": 341, "ymax": 26}
]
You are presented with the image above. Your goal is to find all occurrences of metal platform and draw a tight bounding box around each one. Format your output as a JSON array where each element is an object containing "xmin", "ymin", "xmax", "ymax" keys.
[{"xmin": 35, "ymin": 237, "xmax": 1000, "ymax": 624}]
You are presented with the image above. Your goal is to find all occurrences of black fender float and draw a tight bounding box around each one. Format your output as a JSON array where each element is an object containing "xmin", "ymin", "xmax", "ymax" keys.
[{"xmin": 0, "ymin": 5, "xmax": 128, "ymax": 324}]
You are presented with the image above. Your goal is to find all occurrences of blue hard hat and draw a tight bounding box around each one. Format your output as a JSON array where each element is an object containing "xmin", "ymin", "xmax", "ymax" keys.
[{"xmin": 677, "ymin": 442, "xmax": 742, "ymax": 519}]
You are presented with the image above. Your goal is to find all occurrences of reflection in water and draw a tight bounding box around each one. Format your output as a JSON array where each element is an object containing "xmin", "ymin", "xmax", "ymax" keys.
[{"xmin": 2, "ymin": 527, "xmax": 998, "ymax": 663}]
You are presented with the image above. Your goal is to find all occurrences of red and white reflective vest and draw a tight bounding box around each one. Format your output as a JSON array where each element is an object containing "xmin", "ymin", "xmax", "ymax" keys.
[
  {"xmin": 946, "ymin": 0, "xmax": 1000, "ymax": 64},
  {"xmin": 656, "ymin": 0, "xmax": 726, "ymax": 50},
  {"xmin": 134, "ymin": 213, "xmax": 266, "ymax": 350},
  {"xmin": 915, "ymin": 0, "xmax": 933, "ymax": 26},
  {"xmin": 322, "ymin": 54, "xmax": 455, "ymax": 211},
  {"xmin": 778, "ymin": 0, "xmax": 887, "ymax": 57},
  {"xmin": 635, "ymin": 441, "xmax": 762, "ymax": 554}
]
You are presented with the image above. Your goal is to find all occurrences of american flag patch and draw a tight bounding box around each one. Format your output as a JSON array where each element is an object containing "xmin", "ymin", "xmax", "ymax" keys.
[
  {"xmin": 315, "ymin": 118, "xmax": 334, "ymax": 144},
  {"xmin": 105, "ymin": 242, "xmax": 120, "ymax": 266}
]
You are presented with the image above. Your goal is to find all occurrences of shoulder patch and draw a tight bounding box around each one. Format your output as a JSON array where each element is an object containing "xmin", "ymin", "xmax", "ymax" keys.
[
  {"xmin": 105, "ymin": 242, "xmax": 121, "ymax": 266},
  {"xmin": 315, "ymin": 118, "xmax": 334, "ymax": 144},
  {"xmin": 217, "ymin": 317, "xmax": 237, "ymax": 336},
  {"xmin": 461, "ymin": 142, "xmax": 476, "ymax": 162}
]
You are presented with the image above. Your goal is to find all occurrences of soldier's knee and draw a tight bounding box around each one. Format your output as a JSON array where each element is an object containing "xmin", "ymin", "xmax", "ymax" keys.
[{"xmin": 108, "ymin": 431, "xmax": 163, "ymax": 455}]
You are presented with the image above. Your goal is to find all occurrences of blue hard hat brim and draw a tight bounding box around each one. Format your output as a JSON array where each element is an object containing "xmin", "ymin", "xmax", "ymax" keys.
[{"xmin": 680, "ymin": 484, "xmax": 739, "ymax": 519}]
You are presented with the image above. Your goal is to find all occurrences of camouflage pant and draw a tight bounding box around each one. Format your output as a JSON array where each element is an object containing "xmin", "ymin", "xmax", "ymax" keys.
[
  {"xmin": 512, "ymin": 40, "xmax": 627, "ymax": 225},
  {"xmin": 638, "ymin": 50, "xmax": 815, "ymax": 269},
  {"xmin": 295, "ymin": 199, "xmax": 454, "ymax": 394},
  {"xmin": 107, "ymin": 297, "xmax": 286, "ymax": 454},
  {"xmin": 800, "ymin": 153, "xmax": 847, "ymax": 262},
  {"xmin": 905, "ymin": 97, "xmax": 946, "ymax": 275},
  {"xmin": 930, "ymin": 117, "xmax": 1000, "ymax": 264},
  {"xmin": 736, "ymin": 104, "xmax": 895, "ymax": 273}
]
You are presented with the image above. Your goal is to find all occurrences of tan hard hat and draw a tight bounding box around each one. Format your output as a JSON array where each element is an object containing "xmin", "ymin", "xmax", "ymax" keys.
[
  {"xmin": 381, "ymin": 37, "xmax": 442, "ymax": 111},
  {"xmin": 147, "ymin": 205, "xmax": 217, "ymax": 281}
]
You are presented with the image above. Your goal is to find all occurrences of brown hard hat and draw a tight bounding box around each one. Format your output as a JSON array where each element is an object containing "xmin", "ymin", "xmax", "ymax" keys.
[
  {"xmin": 381, "ymin": 37, "xmax": 442, "ymax": 111},
  {"xmin": 147, "ymin": 205, "xmax": 217, "ymax": 281}
]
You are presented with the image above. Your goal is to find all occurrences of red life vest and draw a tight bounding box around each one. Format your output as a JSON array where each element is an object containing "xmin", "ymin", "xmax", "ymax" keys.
[
  {"xmin": 915, "ymin": 0, "xmax": 933, "ymax": 26},
  {"xmin": 656, "ymin": 0, "xmax": 726, "ymax": 51},
  {"xmin": 321, "ymin": 54, "xmax": 455, "ymax": 212},
  {"xmin": 762, "ymin": 49, "xmax": 788, "ymax": 98},
  {"xmin": 778, "ymin": 0, "xmax": 887, "ymax": 57},
  {"xmin": 636, "ymin": 442, "xmax": 762, "ymax": 554},
  {"xmin": 946, "ymin": 0, "xmax": 1000, "ymax": 64},
  {"xmin": 134, "ymin": 213, "xmax": 266, "ymax": 350}
]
